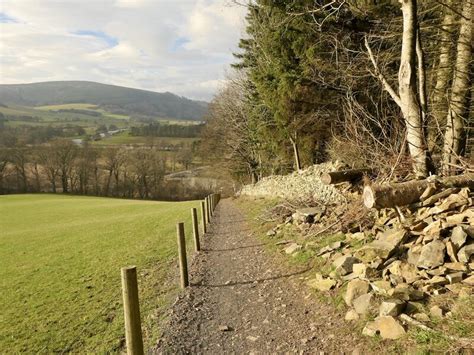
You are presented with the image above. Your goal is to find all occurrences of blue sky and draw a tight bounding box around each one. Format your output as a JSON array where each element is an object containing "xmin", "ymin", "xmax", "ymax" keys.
[
  {"xmin": 0, "ymin": 1, "xmax": 247, "ymax": 100},
  {"xmin": 73, "ymin": 30, "xmax": 119, "ymax": 47}
]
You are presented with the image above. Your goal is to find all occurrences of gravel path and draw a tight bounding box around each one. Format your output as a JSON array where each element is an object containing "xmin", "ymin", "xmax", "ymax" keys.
[{"xmin": 155, "ymin": 199, "xmax": 364, "ymax": 354}]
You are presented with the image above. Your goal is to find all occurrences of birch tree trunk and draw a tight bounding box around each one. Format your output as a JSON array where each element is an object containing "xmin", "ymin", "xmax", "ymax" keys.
[
  {"xmin": 399, "ymin": 0, "xmax": 429, "ymax": 178},
  {"xmin": 442, "ymin": 0, "xmax": 473, "ymax": 175},
  {"xmin": 430, "ymin": 0, "xmax": 455, "ymax": 149},
  {"xmin": 289, "ymin": 135, "xmax": 301, "ymax": 171}
]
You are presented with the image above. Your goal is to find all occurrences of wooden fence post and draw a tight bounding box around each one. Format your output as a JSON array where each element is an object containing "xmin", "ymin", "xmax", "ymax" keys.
[
  {"xmin": 121, "ymin": 266, "xmax": 144, "ymax": 355},
  {"xmin": 210, "ymin": 194, "xmax": 213, "ymax": 213},
  {"xmin": 200, "ymin": 200, "xmax": 207, "ymax": 234},
  {"xmin": 205, "ymin": 196, "xmax": 211, "ymax": 223},
  {"xmin": 191, "ymin": 208, "xmax": 200, "ymax": 252},
  {"xmin": 176, "ymin": 222, "xmax": 189, "ymax": 288}
]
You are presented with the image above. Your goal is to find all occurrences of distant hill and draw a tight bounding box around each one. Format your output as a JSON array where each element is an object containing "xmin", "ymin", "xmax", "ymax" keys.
[{"xmin": 0, "ymin": 81, "xmax": 207, "ymax": 120}]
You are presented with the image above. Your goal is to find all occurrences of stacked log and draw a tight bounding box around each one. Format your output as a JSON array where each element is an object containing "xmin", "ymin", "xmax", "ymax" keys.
[
  {"xmin": 363, "ymin": 174, "xmax": 474, "ymax": 209},
  {"xmin": 321, "ymin": 169, "xmax": 373, "ymax": 185}
]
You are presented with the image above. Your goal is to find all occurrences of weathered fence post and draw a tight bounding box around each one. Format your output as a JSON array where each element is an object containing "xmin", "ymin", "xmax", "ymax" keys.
[
  {"xmin": 121, "ymin": 266, "xmax": 144, "ymax": 355},
  {"xmin": 205, "ymin": 196, "xmax": 211, "ymax": 223},
  {"xmin": 209, "ymin": 195, "xmax": 214, "ymax": 217},
  {"xmin": 191, "ymin": 207, "xmax": 200, "ymax": 252},
  {"xmin": 176, "ymin": 222, "xmax": 189, "ymax": 288},
  {"xmin": 200, "ymin": 200, "xmax": 207, "ymax": 234}
]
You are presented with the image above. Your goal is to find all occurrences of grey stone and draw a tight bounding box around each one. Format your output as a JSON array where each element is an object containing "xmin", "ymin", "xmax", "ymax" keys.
[
  {"xmin": 446, "ymin": 272, "xmax": 464, "ymax": 284},
  {"xmin": 370, "ymin": 280, "xmax": 392, "ymax": 295},
  {"xmin": 284, "ymin": 243, "xmax": 302, "ymax": 255},
  {"xmin": 345, "ymin": 309, "xmax": 359, "ymax": 321},
  {"xmin": 266, "ymin": 229, "xmax": 277, "ymax": 237},
  {"xmin": 407, "ymin": 245, "xmax": 422, "ymax": 265},
  {"xmin": 451, "ymin": 226, "xmax": 468, "ymax": 249},
  {"xmin": 413, "ymin": 313, "xmax": 430, "ymax": 322},
  {"xmin": 293, "ymin": 207, "xmax": 324, "ymax": 224},
  {"xmin": 345, "ymin": 279, "xmax": 370, "ymax": 306},
  {"xmin": 430, "ymin": 305, "xmax": 444, "ymax": 318},
  {"xmin": 417, "ymin": 240, "xmax": 446, "ymax": 269},
  {"xmin": 362, "ymin": 316, "xmax": 406, "ymax": 339},
  {"xmin": 379, "ymin": 299, "xmax": 405, "ymax": 317},
  {"xmin": 457, "ymin": 243, "xmax": 474, "ymax": 263},
  {"xmin": 356, "ymin": 229, "xmax": 406, "ymax": 263},
  {"xmin": 462, "ymin": 275, "xmax": 474, "ymax": 286},
  {"xmin": 353, "ymin": 293, "xmax": 373, "ymax": 315},
  {"xmin": 307, "ymin": 274, "xmax": 336, "ymax": 292},
  {"xmin": 333, "ymin": 255, "xmax": 359, "ymax": 276}
]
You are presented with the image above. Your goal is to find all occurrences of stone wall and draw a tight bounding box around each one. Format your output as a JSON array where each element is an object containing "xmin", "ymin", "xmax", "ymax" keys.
[{"xmin": 238, "ymin": 162, "xmax": 345, "ymax": 204}]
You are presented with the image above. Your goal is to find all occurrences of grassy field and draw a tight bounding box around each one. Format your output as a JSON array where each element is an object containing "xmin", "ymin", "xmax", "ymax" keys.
[
  {"xmin": 0, "ymin": 104, "xmax": 130, "ymax": 130},
  {"xmin": 0, "ymin": 194, "xmax": 202, "ymax": 353},
  {"xmin": 37, "ymin": 103, "xmax": 130, "ymax": 120},
  {"xmin": 93, "ymin": 132, "xmax": 200, "ymax": 146}
]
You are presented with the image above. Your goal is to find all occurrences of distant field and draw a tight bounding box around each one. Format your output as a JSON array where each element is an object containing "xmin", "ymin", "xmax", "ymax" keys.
[
  {"xmin": 93, "ymin": 132, "xmax": 199, "ymax": 146},
  {"xmin": 0, "ymin": 194, "xmax": 201, "ymax": 353},
  {"xmin": 37, "ymin": 103, "xmax": 130, "ymax": 120},
  {"xmin": 36, "ymin": 103, "xmax": 99, "ymax": 110}
]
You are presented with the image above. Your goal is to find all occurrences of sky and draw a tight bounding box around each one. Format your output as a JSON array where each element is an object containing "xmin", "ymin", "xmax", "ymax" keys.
[{"xmin": 0, "ymin": 0, "xmax": 248, "ymax": 101}]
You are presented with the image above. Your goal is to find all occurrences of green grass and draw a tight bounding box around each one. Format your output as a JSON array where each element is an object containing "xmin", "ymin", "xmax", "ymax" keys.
[
  {"xmin": 0, "ymin": 104, "xmax": 129, "ymax": 129},
  {"xmin": 0, "ymin": 194, "xmax": 202, "ymax": 353},
  {"xmin": 37, "ymin": 103, "xmax": 131, "ymax": 120},
  {"xmin": 36, "ymin": 103, "xmax": 99, "ymax": 110}
]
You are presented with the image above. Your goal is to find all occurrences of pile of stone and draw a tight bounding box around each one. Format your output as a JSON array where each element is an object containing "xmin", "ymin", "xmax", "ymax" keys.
[
  {"xmin": 272, "ymin": 187, "xmax": 474, "ymax": 339},
  {"xmin": 238, "ymin": 162, "xmax": 346, "ymax": 205}
]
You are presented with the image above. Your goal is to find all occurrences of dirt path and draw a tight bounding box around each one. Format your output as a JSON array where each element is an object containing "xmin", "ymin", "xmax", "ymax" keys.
[{"xmin": 155, "ymin": 199, "xmax": 365, "ymax": 354}]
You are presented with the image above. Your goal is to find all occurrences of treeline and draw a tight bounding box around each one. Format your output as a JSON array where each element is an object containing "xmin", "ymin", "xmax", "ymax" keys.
[
  {"xmin": 0, "ymin": 140, "xmax": 197, "ymax": 199},
  {"xmin": 130, "ymin": 122, "xmax": 204, "ymax": 138},
  {"xmin": 56, "ymin": 108, "xmax": 102, "ymax": 117},
  {"xmin": 201, "ymin": 0, "xmax": 473, "ymax": 183},
  {"xmin": 0, "ymin": 124, "xmax": 86, "ymax": 146}
]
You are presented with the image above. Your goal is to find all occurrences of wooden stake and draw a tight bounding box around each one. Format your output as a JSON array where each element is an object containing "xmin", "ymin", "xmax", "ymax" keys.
[
  {"xmin": 205, "ymin": 196, "xmax": 211, "ymax": 222},
  {"xmin": 121, "ymin": 266, "xmax": 144, "ymax": 355},
  {"xmin": 209, "ymin": 195, "xmax": 214, "ymax": 217},
  {"xmin": 176, "ymin": 222, "xmax": 189, "ymax": 288},
  {"xmin": 200, "ymin": 200, "xmax": 207, "ymax": 234},
  {"xmin": 191, "ymin": 207, "xmax": 200, "ymax": 252}
]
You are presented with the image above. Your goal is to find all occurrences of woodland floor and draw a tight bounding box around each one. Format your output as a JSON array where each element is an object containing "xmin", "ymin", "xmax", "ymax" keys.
[{"xmin": 155, "ymin": 199, "xmax": 369, "ymax": 354}]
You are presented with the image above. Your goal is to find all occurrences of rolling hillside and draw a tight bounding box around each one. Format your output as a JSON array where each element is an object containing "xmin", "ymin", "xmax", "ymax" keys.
[{"xmin": 0, "ymin": 81, "xmax": 207, "ymax": 121}]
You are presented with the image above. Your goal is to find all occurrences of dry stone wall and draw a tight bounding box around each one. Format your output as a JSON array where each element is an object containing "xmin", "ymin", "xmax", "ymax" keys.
[{"xmin": 238, "ymin": 163, "xmax": 345, "ymax": 204}]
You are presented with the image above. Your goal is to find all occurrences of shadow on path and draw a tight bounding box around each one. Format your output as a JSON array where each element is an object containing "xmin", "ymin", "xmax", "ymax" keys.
[
  {"xmin": 191, "ymin": 267, "xmax": 312, "ymax": 288},
  {"xmin": 201, "ymin": 242, "xmax": 267, "ymax": 252}
]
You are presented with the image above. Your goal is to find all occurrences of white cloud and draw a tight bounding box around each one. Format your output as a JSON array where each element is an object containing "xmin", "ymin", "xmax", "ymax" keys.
[{"xmin": 0, "ymin": 0, "xmax": 247, "ymax": 100}]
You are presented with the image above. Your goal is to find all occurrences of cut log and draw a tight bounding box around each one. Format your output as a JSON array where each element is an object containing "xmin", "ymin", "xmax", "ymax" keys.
[
  {"xmin": 321, "ymin": 169, "xmax": 372, "ymax": 185},
  {"xmin": 363, "ymin": 174, "xmax": 474, "ymax": 209}
]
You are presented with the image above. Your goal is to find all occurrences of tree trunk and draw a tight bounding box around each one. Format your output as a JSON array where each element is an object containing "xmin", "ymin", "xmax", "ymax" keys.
[
  {"xmin": 399, "ymin": 0, "xmax": 429, "ymax": 178},
  {"xmin": 363, "ymin": 173, "xmax": 474, "ymax": 209},
  {"xmin": 320, "ymin": 169, "xmax": 373, "ymax": 185},
  {"xmin": 442, "ymin": 0, "xmax": 473, "ymax": 175},
  {"xmin": 61, "ymin": 172, "xmax": 68, "ymax": 193},
  {"xmin": 430, "ymin": 0, "xmax": 455, "ymax": 149},
  {"xmin": 289, "ymin": 136, "xmax": 301, "ymax": 171},
  {"xmin": 416, "ymin": 28, "xmax": 427, "ymax": 122},
  {"xmin": 51, "ymin": 177, "xmax": 57, "ymax": 193}
]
